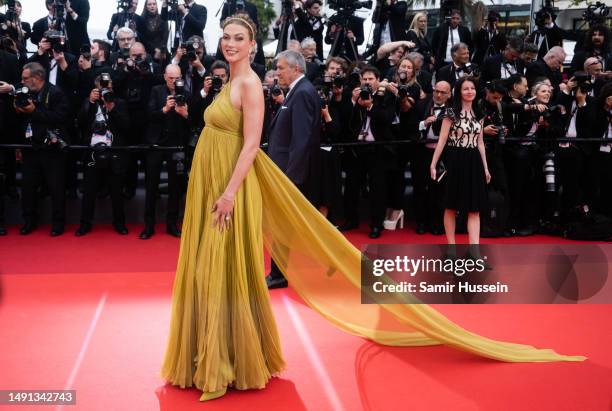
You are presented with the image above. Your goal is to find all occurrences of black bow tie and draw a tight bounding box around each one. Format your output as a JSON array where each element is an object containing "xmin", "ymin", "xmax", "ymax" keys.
[{"xmin": 433, "ymin": 106, "xmax": 444, "ymax": 111}]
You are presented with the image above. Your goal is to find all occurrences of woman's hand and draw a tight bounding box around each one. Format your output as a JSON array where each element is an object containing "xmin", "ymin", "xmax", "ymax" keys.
[
  {"xmin": 430, "ymin": 165, "xmax": 437, "ymax": 181},
  {"xmin": 485, "ymin": 169, "xmax": 491, "ymax": 184},
  {"xmin": 211, "ymin": 194, "xmax": 235, "ymax": 232}
]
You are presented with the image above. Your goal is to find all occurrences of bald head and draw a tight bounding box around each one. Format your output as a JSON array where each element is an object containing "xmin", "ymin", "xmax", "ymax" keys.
[
  {"xmin": 544, "ymin": 46, "xmax": 566, "ymax": 70},
  {"xmin": 129, "ymin": 42, "xmax": 146, "ymax": 59},
  {"xmin": 433, "ymin": 81, "xmax": 451, "ymax": 104},
  {"xmin": 164, "ymin": 64, "xmax": 182, "ymax": 91}
]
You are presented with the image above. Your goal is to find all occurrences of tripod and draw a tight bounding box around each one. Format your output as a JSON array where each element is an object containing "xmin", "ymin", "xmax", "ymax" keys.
[
  {"xmin": 275, "ymin": 1, "xmax": 296, "ymax": 56},
  {"xmin": 326, "ymin": 11, "xmax": 359, "ymax": 63}
]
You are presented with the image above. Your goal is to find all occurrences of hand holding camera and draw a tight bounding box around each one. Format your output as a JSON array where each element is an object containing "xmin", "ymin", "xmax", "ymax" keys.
[
  {"xmin": 163, "ymin": 95, "xmax": 177, "ymax": 113},
  {"xmin": 89, "ymin": 88, "xmax": 101, "ymax": 104}
]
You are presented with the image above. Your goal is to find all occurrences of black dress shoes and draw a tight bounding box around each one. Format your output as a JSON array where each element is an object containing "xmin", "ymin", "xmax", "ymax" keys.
[
  {"xmin": 139, "ymin": 226, "xmax": 154, "ymax": 240},
  {"xmin": 20, "ymin": 222, "xmax": 38, "ymax": 235},
  {"xmin": 114, "ymin": 224, "xmax": 129, "ymax": 235},
  {"xmin": 338, "ymin": 221, "xmax": 359, "ymax": 232},
  {"xmin": 75, "ymin": 224, "xmax": 92, "ymax": 236},
  {"xmin": 166, "ymin": 224, "xmax": 181, "ymax": 237},
  {"xmin": 266, "ymin": 275, "xmax": 288, "ymax": 289},
  {"xmin": 368, "ymin": 226, "xmax": 382, "ymax": 239},
  {"xmin": 50, "ymin": 225, "xmax": 64, "ymax": 237},
  {"xmin": 0, "ymin": 225, "xmax": 6, "ymax": 236},
  {"xmin": 416, "ymin": 223, "xmax": 427, "ymax": 235}
]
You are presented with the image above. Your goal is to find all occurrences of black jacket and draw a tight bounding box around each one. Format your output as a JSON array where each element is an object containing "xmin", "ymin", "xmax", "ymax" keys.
[
  {"xmin": 65, "ymin": 0, "xmax": 90, "ymax": 54},
  {"xmin": 16, "ymin": 82, "xmax": 71, "ymax": 146},
  {"xmin": 324, "ymin": 15, "xmax": 365, "ymax": 62},
  {"xmin": 147, "ymin": 84, "xmax": 191, "ymax": 146},
  {"xmin": 371, "ymin": 0, "xmax": 408, "ymax": 44},
  {"xmin": 27, "ymin": 52, "xmax": 79, "ymax": 107},
  {"xmin": 137, "ymin": 13, "xmax": 169, "ymax": 54},
  {"xmin": 349, "ymin": 91, "xmax": 396, "ymax": 142},
  {"xmin": 431, "ymin": 23, "xmax": 472, "ymax": 67},
  {"xmin": 527, "ymin": 25, "xmax": 564, "ymax": 60},
  {"xmin": 294, "ymin": 8, "xmax": 324, "ymax": 60},
  {"xmin": 480, "ymin": 54, "xmax": 525, "ymax": 84},
  {"xmin": 525, "ymin": 60, "xmax": 562, "ymax": 90},
  {"xmin": 162, "ymin": 2, "xmax": 207, "ymax": 42},
  {"xmin": 78, "ymin": 97, "xmax": 131, "ymax": 147},
  {"xmin": 472, "ymin": 27, "xmax": 506, "ymax": 65}
]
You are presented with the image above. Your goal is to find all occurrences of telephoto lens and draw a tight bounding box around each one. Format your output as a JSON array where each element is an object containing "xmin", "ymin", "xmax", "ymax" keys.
[
  {"xmin": 359, "ymin": 85, "xmax": 372, "ymax": 100},
  {"xmin": 543, "ymin": 151, "xmax": 556, "ymax": 193},
  {"xmin": 174, "ymin": 79, "xmax": 186, "ymax": 106}
]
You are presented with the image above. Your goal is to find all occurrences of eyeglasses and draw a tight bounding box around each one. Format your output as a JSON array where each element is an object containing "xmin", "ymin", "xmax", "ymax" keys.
[
  {"xmin": 118, "ymin": 37, "xmax": 134, "ymax": 41},
  {"xmin": 433, "ymin": 90, "xmax": 448, "ymax": 94}
]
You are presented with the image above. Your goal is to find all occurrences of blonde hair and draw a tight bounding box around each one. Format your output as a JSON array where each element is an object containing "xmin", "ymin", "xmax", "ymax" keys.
[
  {"xmin": 222, "ymin": 13, "xmax": 256, "ymax": 40},
  {"xmin": 408, "ymin": 12, "xmax": 428, "ymax": 38}
]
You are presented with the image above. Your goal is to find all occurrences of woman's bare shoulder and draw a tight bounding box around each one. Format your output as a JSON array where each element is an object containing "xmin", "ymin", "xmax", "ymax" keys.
[{"xmin": 238, "ymin": 73, "xmax": 262, "ymax": 91}]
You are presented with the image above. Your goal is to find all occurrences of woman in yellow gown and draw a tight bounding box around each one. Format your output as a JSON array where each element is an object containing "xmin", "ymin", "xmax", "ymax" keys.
[{"xmin": 161, "ymin": 15, "xmax": 585, "ymax": 402}]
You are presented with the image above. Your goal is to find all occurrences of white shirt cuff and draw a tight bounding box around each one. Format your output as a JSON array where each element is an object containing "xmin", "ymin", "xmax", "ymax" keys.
[
  {"xmin": 419, "ymin": 121, "xmax": 426, "ymax": 131},
  {"xmin": 197, "ymin": 67, "xmax": 206, "ymax": 77}
]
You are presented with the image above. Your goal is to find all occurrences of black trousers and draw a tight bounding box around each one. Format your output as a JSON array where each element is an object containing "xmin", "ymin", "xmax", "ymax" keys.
[
  {"xmin": 80, "ymin": 152, "xmax": 126, "ymax": 226},
  {"xmin": 556, "ymin": 145, "xmax": 584, "ymax": 215},
  {"xmin": 342, "ymin": 147, "xmax": 387, "ymax": 228},
  {"xmin": 505, "ymin": 144, "xmax": 542, "ymax": 229},
  {"xmin": 21, "ymin": 148, "xmax": 66, "ymax": 227},
  {"xmin": 593, "ymin": 150, "xmax": 612, "ymax": 216},
  {"xmin": 144, "ymin": 151, "xmax": 182, "ymax": 227}
]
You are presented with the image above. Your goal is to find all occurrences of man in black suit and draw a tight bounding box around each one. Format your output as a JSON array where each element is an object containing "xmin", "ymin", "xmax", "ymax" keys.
[
  {"xmin": 294, "ymin": 0, "xmax": 325, "ymax": 60},
  {"xmin": 107, "ymin": 0, "xmax": 141, "ymax": 51},
  {"xmin": 525, "ymin": 46, "xmax": 565, "ymax": 90},
  {"xmin": 140, "ymin": 64, "xmax": 190, "ymax": 239},
  {"xmin": 472, "ymin": 10, "xmax": 506, "ymax": 65},
  {"xmin": 526, "ymin": 8, "xmax": 564, "ymax": 60},
  {"xmin": 31, "ymin": 0, "xmax": 56, "ymax": 47},
  {"xmin": 324, "ymin": 14, "xmax": 365, "ymax": 62},
  {"xmin": 163, "ymin": 0, "xmax": 207, "ymax": 45},
  {"xmin": 431, "ymin": 9, "xmax": 472, "ymax": 69},
  {"xmin": 266, "ymin": 50, "xmax": 321, "ymax": 289},
  {"xmin": 480, "ymin": 37, "xmax": 523, "ymax": 84},
  {"xmin": 14, "ymin": 62, "xmax": 71, "ymax": 237},
  {"xmin": 436, "ymin": 42, "xmax": 472, "ymax": 90},
  {"xmin": 30, "ymin": 0, "xmax": 89, "ymax": 54},
  {"xmin": 371, "ymin": 0, "xmax": 408, "ymax": 47}
]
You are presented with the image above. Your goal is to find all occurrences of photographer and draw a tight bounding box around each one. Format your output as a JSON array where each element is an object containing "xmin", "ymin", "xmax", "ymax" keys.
[
  {"xmin": 431, "ymin": 9, "xmax": 472, "ymax": 70},
  {"xmin": 75, "ymin": 74, "xmax": 130, "ymax": 236},
  {"xmin": 472, "ymin": 10, "xmax": 506, "ymax": 66},
  {"xmin": 436, "ymin": 42, "xmax": 477, "ymax": 89},
  {"xmin": 109, "ymin": 27, "xmax": 136, "ymax": 69},
  {"xmin": 372, "ymin": 40, "xmax": 413, "ymax": 79},
  {"xmin": 14, "ymin": 62, "xmax": 71, "ymax": 236},
  {"xmin": 139, "ymin": 0, "xmax": 169, "ymax": 55},
  {"xmin": 583, "ymin": 57, "xmax": 612, "ymax": 96},
  {"xmin": 406, "ymin": 13, "xmax": 433, "ymax": 72},
  {"xmin": 412, "ymin": 80, "xmax": 452, "ymax": 234},
  {"xmin": 294, "ymin": 0, "xmax": 324, "ymax": 60},
  {"xmin": 161, "ymin": 0, "xmax": 207, "ymax": 43},
  {"xmin": 553, "ymin": 73, "xmax": 593, "ymax": 221},
  {"xmin": 383, "ymin": 56, "xmax": 424, "ymax": 232},
  {"xmin": 189, "ymin": 59, "xmax": 228, "ymax": 142},
  {"xmin": 324, "ymin": 12, "xmax": 365, "ymax": 62},
  {"xmin": 571, "ymin": 25, "xmax": 611, "ymax": 74},
  {"xmin": 526, "ymin": 46, "xmax": 565, "ymax": 90},
  {"xmin": 140, "ymin": 64, "xmax": 190, "ymax": 239},
  {"xmin": 31, "ymin": 0, "xmax": 56, "ymax": 48},
  {"xmin": 520, "ymin": 42, "xmax": 539, "ymax": 70},
  {"xmin": 77, "ymin": 40, "xmax": 112, "ymax": 104},
  {"xmin": 480, "ymin": 36, "xmax": 523, "ymax": 84},
  {"xmin": 108, "ymin": 0, "xmax": 141, "ymax": 51},
  {"xmin": 339, "ymin": 66, "xmax": 395, "ymax": 238},
  {"xmin": 262, "ymin": 69, "xmax": 281, "ymax": 144},
  {"xmin": 172, "ymin": 35, "xmax": 214, "ymax": 93},
  {"xmin": 112, "ymin": 41, "xmax": 163, "ymax": 198},
  {"xmin": 591, "ymin": 83, "xmax": 612, "ymax": 217},
  {"xmin": 371, "ymin": 0, "xmax": 408, "ymax": 47},
  {"xmin": 31, "ymin": 0, "xmax": 90, "ymax": 55},
  {"xmin": 527, "ymin": 6, "xmax": 564, "ymax": 60},
  {"xmin": 0, "ymin": 1, "xmax": 32, "ymax": 52}
]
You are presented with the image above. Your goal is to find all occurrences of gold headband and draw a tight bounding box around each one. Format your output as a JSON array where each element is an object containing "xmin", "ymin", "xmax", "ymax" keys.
[{"xmin": 225, "ymin": 17, "xmax": 255, "ymax": 38}]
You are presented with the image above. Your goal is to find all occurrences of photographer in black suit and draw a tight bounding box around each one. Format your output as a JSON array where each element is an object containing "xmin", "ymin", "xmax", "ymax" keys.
[
  {"xmin": 324, "ymin": 14, "xmax": 364, "ymax": 62},
  {"xmin": 266, "ymin": 50, "xmax": 321, "ymax": 289},
  {"xmin": 472, "ymin": 10, "xmax": 506, "ymax": 66},
  {"xmin": 294, "ymin": 0, "xmax": 325, "ymax": 60},
  {"xmin": 75, "ymin": 74, "xmax": 130, "ymax": 236},
  {"xmin": 480, "ymin": 37, "xmax": 523, "ymax": 84},
  {"xmin": 64, "ymin": 0, "xmax": 90, "ymax": 55},
  {"xmin": 14, "ymin": 62, "xmax": 71, "ymax": 237},
  {"xmin": 431, "ymin": 9, "xmax": 472, "ymax": 69},
  {"xmin": 140, "ymin": 64, "xmax": 190, "ymax": 240},
  {"xmin": 162, "ymin": 0, "xmax": 207, "ymax": 43},
  {"xmin": 108, "ymin": 0, "xmax": 141, "ymax": 51},
  {"xmin": 436, "ymin": 42, "xmax": 475, "ymax": 89}
]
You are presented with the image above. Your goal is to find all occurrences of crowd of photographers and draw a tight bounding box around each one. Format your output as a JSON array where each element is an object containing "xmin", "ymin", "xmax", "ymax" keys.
[{"xmin": 0, "ymin": 0, "xmax": 611, "ymax": 241}]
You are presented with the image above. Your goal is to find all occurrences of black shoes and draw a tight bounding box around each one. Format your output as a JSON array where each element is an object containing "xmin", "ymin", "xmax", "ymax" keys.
[
  {"xmin": 338, "ymin": 221, "xmax": 359, "ymax": 232},
  {"xmin": 114, "ymin": 224, "xmax": 129, "ymax": 235},
  {"xmin": 139, "ymin": 226, "xmax": 154, "ymax": 240},
  {"xmin": 50, "ymin": 225, "xmax": 64, "ymax": 237},
  {"xmin": 416, "ymin": 223, "xmax": 427, "ymax": 235},
  {"xmin": 0, "ymin": 225, "xmax": 6, "ymax": 236},
  {"xmin": 166, "ymin": 224, "xmax": 181, "ymax": 238},
  {"xmin": 20, "ymin": 222, "xmax": 38, "ymax": 235},
  {"xmin": 266, "ymin": 275, "xmax": 288, "ymax": 289},
  {"xmin": 75, "ymin": 223, "xmax": 92, "ymax": 237},
  {"xmin": 368, "ymin": 226, "xmax": 382, "ymax": 239}
]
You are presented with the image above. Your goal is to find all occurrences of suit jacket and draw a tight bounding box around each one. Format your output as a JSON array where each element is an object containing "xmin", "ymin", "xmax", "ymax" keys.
[
  {"xmin": 527, "ymin": 25, "xmax": 564, "ymax": 60},
  {"xmin": 27, "ymin": 52, "xmax": 79, "ymax": 107},
  {"xmin": 431, "ymin": 23, "xmax": 472, "ymax": 67},
  {"xmin": 221, "ymin": 1, "xmax": 259, "ymax": 30},
  {"xmin": 181, "ymin": 2, "xmax": 207, "ymax": 41},
  {"xmin": 16, "ymin": 82, "xmax": 71, "ymax": 146},
  {"xmin": 30, "ymin": 16, "xmax": 49, "ymax": 48},
  {"xmin": 436, "ymin": 63, "xmax": 461, "ymax": 89},
  {"xmin": 267, "ymin": 77, "xmax": 321, "ymax": 185},
  {"xmin": 480, "ymin": 54, "xmax": 525, "ymax": 84},
  {"xmin": 0, "ymin": 50, "xmax": 21, "ymax": 142},
  {"xmin": 324, "ymin": 15, "xmax": 365, "ymax": 62},
  {"xmin": 147, "ymin": 84, "xmax": 191, "ymax": 146},
  {"xmin": 525, "ymin": 60, "xmax": 562, "ymax": 90},
  {"xmin": 65, "ymin": 0, "xmax": 90, "ymax": 54},
  {"xmin": 416, "ymin": 95, "xmax": 446, "ymax": 140},
  {"xmin": 472, "ymin": 28, "xmax": 506, "ymax": 65},
  {"xmin": 372, "ymin": 0, "xmax": 408, "ymax": 44},
  {"xmin": 77, "ymin": 97, "xmax": 131, "ymax": 146},
  {"xmin": 294, "ymin": 8, "xmax": 324, "ymax": 60}
]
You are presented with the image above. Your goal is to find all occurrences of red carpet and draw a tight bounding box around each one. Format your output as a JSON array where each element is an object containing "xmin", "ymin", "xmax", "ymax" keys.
[{"xmin": 0, "ymin": 224, "xmax": 610, "ymax": 411}]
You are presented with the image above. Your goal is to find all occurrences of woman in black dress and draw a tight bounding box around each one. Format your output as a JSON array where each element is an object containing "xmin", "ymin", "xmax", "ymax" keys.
[
  {"xmin": 138, "ymin": 0, "xmax": 169, "ymax": 55},
  {"xmin": 430, "ymin": 77, "xmax": 491, "ymax": 246},
  {"xmin": 406, "ymin": 12, "xmax": 433, "ymax": 72}
]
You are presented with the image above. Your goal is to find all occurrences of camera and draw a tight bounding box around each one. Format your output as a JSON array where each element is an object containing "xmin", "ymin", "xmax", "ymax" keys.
[
  {"xmin": 397, "ymin": 83, "xmax": 421, "ymax": 102},
  {"xmin": 174, "ymin": 79, "xmax": 186, "ymax": 106},
  {"xmin": 573, "ymin": 71, "xmax": 593, "ymax": 94},
  {"xmin": 328, "ymin": 0, "xmax": 373, "ymax": 12},
  {"xmin": 534, "ymin": 2, "xmax": 556, "ymax": 28},
  {"xmin": 92, "ymin": 120, "xmax": 108, "ymax": 136},
  {"xmin": 100, "ymin": 72, "xmax": 111, "ymax": 89},
  {"xmin": 117, "ymin": 0, "xmax": 131, "ymax": 11},
  {"xmin": 14, "ymin": 86, "xmax": 31, "ymax": 108},
  {"xmin": 457, "ymin": 63, "xmax": 480, "ymax": 77},
  {"xmin": 181, "ymin": 38, "xmax": 202, "ymax": 62},
  {"xmin": 543, "ymin": 151, "xmax": 556, "ymax": 192},
  {"xmin": 44, "ymin": 30, "xmax": 65, "ymax": 53},
  {"xmin": 44, "ymin": 129, "xmax": 68, "ymax": 150},
  {"xmin": 5, "ymin": 0, "xmax": 17, "ymax": 22},
  {"xmin": 211, "ymin": 76, "xmax": 223, "ymax": 94},
  {"xmin": 270, "ymin": 79, "xmax": 282, "ymax": 97},
  {"xmin": 348, "ymin": 67, "xmax": 361, "ymax": 89},
  {"xmin": 100, "ymin": 88, "xmax": 115, "ymax": 104},
  {"xmin": 583, "ymin": 1, "xmax": 609, "ymax": 25},
  {"xmin": 359, "ymin": 84, "xmax": 373, "ymax": 100},
  {"xmin": 126, "ymin": 56, "xmax": 150, "ymax": 73}
]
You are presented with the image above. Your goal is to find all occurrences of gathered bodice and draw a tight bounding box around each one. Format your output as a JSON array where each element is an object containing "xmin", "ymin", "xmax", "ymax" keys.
[
  {"xmin": 446, "ymin": 110, "xmax": 482, "ymax": 148},
  {"xmin": 203, "ymin": 82, "xmax": 244, "ymax": 136}
]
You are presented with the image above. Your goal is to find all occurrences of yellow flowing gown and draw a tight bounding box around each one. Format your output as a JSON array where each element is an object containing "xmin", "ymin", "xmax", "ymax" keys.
[{"xmin": 160, "ymin": 83, "xmax": 585, "ymax": 394}]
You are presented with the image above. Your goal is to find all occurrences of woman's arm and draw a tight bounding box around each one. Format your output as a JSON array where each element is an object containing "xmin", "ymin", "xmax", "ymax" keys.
[
  {"xmin": 477, "ymin": 120, "xmax": 491, "ymax": 183},
  {"xmin": 375, "ymin": 40, "xmax": 415, "ymax": 60},
  {"xmin": 212, "ymin": 75, "xmax": 264, "ymax": 230},
  {"xmin": 429, "ymin": 117, "xmax": 451, "ymax": 179}
]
